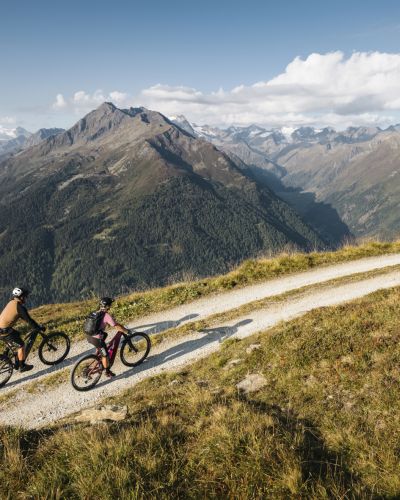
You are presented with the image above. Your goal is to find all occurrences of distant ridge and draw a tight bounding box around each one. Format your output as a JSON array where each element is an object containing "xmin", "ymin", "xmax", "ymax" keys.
[{"xmin": 171, "ymin": 116, "xmax": 400, "ymax": 240}]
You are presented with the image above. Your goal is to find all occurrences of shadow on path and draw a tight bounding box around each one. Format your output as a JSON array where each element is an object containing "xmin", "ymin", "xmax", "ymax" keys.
[
  {"xmin": 3, "ymin": 347, "xmax": 93, "ymax": 390},
  {"xmin": 134, "ymin": 314, "xmax": 199, "ymax": 334},
  {"xmin": 2, "ymin": 314, "xmax": 201, "ymax": 391},
  {"xmin": 95, "ymin": 319, "xmax": 253, "ymax": 390}
]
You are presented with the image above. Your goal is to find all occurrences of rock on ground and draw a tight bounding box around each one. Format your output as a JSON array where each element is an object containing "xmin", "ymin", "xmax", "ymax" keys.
[
  {"xmin": 236, "ymin": 374, "xmax": 267, "ymax": 394},
  {"xmin": 74, "ymin": 404, "xmax": 128, "ymax": 424}
]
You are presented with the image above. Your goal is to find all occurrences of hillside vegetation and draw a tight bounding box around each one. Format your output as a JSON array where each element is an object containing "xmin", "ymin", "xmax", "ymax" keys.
[
  {"xmin": 1, "ymin": 269, "xmax": 400, "ymax": 497},
  {"xmin": 0, "ymin": 104, "xmax": 324, "ymax": 306},
  {"xmin": 23, "ymin": 240, "xmax": 400, "ymax": 345}
]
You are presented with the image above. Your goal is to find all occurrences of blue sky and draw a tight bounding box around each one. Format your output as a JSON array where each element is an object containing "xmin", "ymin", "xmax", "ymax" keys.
[{"xmin": 2, "ymin": 0, "xmax": 400, "ymax": 131}]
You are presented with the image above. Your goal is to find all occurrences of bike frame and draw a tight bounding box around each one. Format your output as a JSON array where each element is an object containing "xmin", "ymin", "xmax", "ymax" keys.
[
  {"xmin": 92, "ymin": 331, "xmax": 129, "ymax": 368},
  {"xmin": 3, "ymin": 329, "xmax": 44, "ymax": 360},
  {"xmin": 24, "ymin": 329, "xmax": 44, "ymax": 359},
  {"xmin": 105, "ymin": 330, "xmax": 126, "ymax": 367}
]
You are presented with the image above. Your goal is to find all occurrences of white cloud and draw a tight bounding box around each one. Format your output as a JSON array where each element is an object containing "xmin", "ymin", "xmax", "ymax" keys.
[
  {"xmin": 108, "ymin": 91, "xmax": 130, "ymax": 106},
  {"xmin": 52, "ymin": 90, "xmax": 132, "ymax": 115},
  {"xmin": 142, "ymin": 84, "xmax": 204, "ymax": 102},
  {"xmin": 0, "ymin": 116, "xmax": 16, "ymax": 126},
  {"xmin": 139, "ymin": 51, "xmax": 400, "ymax": 128},
  {"xmin": 52, "ymin": 94, "xmax": 67, "ymax": 110},
  {"xmin": 51, "ymin": 51, "xmax": 400, "ymax": 128}
]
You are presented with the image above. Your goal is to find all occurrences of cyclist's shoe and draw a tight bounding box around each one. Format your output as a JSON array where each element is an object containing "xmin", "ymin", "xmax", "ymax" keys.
[
  {"xmin": 14, "ymin": 359, "xmax": 20, "ymax": 370},
  {"xmin": 19, "ymin": 363, "xmax": 34, "ymax": 373},
  {"xmin": 105, "ymin": 369, "xmax": 116, "ymax": 378}
]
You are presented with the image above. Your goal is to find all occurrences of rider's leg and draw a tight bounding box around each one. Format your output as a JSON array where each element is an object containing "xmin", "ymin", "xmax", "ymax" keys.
[
  {"xmin": 101, "ymin": 349, "xmax": 115, "ymax": 377},
  {"xmin": 17, "ymin": 345, "xmax": 25, "ymax": 362},
  {"xmin": 87, "ymin": 334, "xmax": 115, "ymax": 376},
  {"xmin": 101, "ymin": 355, "xmax": 110, "ymax": 370},
  {"xmin": 9, "ymin": 330, "xmax": 33, "ymax": 372}
]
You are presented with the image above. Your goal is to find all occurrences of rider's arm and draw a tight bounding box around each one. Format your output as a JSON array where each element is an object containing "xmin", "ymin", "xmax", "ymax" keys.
[
  {"xmin": 103, "ymin": 313, "xmax": 128, "ymax": 334},
  {"xmin": 115, "ymin": 323, "xmax": 129, "ymax": 334},
  {"xmin": 17, "ymin": 303, "xmax": 42, "ymax": 330}
]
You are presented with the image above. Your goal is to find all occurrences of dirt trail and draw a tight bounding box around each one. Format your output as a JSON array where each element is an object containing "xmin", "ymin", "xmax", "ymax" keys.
[{"xmin": 1, "ymin": 254, "xmax": 400, "ymax": 428}]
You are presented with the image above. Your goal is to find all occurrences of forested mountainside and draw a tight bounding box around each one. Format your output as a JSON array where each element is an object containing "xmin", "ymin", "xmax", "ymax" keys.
[{"xmin": 0, "ymin": 103, "xmax": 323, "ymax": 305}]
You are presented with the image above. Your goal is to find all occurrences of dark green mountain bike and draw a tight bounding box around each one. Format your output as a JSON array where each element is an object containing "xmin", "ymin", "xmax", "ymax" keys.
[{"xmin": 0, "ymin": 328, "xmax": 70, "ymax": 388}]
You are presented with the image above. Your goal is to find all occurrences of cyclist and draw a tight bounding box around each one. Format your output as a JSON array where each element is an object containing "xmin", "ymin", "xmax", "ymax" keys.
[
  {"xmin": 0, "ymin": 287, "xmax": 45, "ymax": 372},
  {"xmin": 86, "ymin": 297, "xmax": 129, "ymax": 378}
]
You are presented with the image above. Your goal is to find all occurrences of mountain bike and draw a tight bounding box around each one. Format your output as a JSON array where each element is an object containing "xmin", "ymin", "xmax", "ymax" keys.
[
  {"xmin": 70, "ymin": 329, "xmax": 151, "ymax": 391},
  {"xmin": 0, "ymin": 328, "xmax": 70, "ymax": 388}
]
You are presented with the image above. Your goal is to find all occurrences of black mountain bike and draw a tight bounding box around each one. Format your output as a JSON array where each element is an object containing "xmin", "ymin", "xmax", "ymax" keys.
[{"xmin": 0, "ymin": 328, "xmax": 70, "ymax": 388}]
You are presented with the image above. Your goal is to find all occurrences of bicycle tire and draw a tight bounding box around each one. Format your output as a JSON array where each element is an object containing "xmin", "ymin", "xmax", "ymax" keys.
[
  {"xmin": 39, "ymin": 331, "xmax": 70, "ymax": 366},
  {"xmin": 71, "ymin": 354, "xmax": 102, "ymax": 391},
  {"xmin": 120, "ymin": 332, "xmax": 151, "ymax": 367},
  {"xmin": 0, "ymin": 354, "xmax": 13, "ymax": 388}
]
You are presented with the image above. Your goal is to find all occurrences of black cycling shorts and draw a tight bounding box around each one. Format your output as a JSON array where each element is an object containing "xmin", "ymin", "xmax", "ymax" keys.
[
  {"xmin": 87, "ymin": 332, "xmax": 108, "ymax": 357},
  {"xmin": 0, "ymin": 328, "xmax": 24, "ymax": 348}
]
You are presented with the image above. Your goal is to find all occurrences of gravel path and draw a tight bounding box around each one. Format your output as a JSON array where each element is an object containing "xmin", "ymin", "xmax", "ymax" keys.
[{"xmin": 1, "ymin": 254, "xmax": 400, "ymax": 428}]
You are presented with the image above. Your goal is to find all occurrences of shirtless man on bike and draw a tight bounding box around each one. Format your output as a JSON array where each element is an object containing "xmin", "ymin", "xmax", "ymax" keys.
[
  {"xmin": 86, "ymin": 297, "xmax": 129, "ymax": 378},
  {"xmin": 0, "ymin": 287, "xmax": 45, "ymax": 372}
]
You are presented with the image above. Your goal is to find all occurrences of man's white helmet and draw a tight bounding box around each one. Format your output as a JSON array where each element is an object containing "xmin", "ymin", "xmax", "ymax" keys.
[{"xmin": 12, "ymin": 287, "xmax": 29, "ymax": 298}]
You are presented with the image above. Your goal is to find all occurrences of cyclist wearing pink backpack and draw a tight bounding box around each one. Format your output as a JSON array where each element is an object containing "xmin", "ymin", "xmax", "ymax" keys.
[{"xmin": 85, "ymin": 297, "xmax": 129, "ymax": 378}]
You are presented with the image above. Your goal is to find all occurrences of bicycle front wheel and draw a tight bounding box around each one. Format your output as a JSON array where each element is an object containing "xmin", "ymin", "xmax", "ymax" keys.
[
  {"xmin": 0, "ymin": 355, "xmax": 13, "ymax": 388},
  {"xmin": 120, "ymin": 332, "xmax": 151, "ymax": 367},
  {"xmin": 39, "ymin": 331, "xmax": 70, "ymax": 365},
  {"xmin": 71, "ymin": 354, "xmax": 102, "ymax": 391}
]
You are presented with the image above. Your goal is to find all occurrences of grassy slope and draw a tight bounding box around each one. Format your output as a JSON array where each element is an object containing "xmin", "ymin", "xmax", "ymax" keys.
[
  {"xmin": 1, "ymin": 243, "xmax": 400, "ymax": 497},
  {"xmin": 25, "ymin": 240, "xmax": 400, "ymax": 345},
  {"xmin": 1, "ymin": 262, "xmax": 398, "ymax": 410}
]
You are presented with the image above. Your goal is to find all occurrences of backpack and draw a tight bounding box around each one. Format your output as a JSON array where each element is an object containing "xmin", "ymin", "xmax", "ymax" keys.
[{"xmin": 83, "ymin": 311, "xmax": 105, "ymax": 335}]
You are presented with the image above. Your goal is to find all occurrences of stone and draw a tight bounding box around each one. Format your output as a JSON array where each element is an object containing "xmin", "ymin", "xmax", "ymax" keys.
[
  {"xmin": 223, "ymin": 358, "xmax": 243, "ymax": 370},
  {"xmin": 340, "ymin": 355, "xmax": 354, "ymax": 365},
  {"xmin": 168, "ymin": 379, "xmax": 180, "ymax": 387},
  {"xmin": 305, "ymin": 374, "xmax": 318, "ymax": 387},
  {"xmin": 75, "ymin": 404, "xmax": 128, "ymax": 424},
  {"xmin": 196, "ymin": 379, "xmax": 209, "ymax": 387},
  {"xmin": 236, "ymin": 374, "xmax": 267, "ymax": 394},
  {"xmin": 246, "ymin": 343, "xmax": 262, "ymax": 354}
]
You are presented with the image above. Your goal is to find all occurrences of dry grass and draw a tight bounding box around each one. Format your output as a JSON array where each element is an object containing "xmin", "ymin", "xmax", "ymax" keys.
[
  {"xmin": 1, "ymin": 284, "xmax": 400, "ymax": 497},
  {"xmin": 22, "ymin": 240, "xmax": 400, "ymax": 346}
]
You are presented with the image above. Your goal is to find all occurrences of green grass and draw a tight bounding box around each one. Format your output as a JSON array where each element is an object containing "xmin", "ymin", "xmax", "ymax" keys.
[
  {"xmin": 2, "ymin": 282, "xmax": 400, "ymax": 497},
  {"xmin": 23, "ymin": 239, "xmax": 400, "ymax": 347}
]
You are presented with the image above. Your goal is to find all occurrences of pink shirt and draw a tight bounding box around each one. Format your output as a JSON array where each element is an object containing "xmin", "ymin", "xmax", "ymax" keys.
[{"xmin": 99, "ymin": 312, "xmax": 117, "ymax": 331}]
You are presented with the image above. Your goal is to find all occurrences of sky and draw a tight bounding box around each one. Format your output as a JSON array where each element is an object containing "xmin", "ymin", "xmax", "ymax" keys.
[{"xmin": 2, "ymin": 0, "xmax": 400, "ymax": 132}]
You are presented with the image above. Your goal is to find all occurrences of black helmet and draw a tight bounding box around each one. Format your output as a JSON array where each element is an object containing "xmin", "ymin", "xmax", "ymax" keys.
[
  {"xmin": 12, "ymin": 287, "xmax": 30, "ymax": 299},
  {"xmin": 100, "ymin": 297, "xmax": 114, "ymax": 308}
]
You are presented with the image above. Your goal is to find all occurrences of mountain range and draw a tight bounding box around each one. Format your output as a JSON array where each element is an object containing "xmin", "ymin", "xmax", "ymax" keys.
[
  {"xmin": 171, "ymin": 117, "xmax": 400, "ymax": 240},
  {"xmin": 0, "ymin": 126, "xmax": 64, "ymax": 157},
  {"xmin": 0, "ymin": 103, "xmax": 324, "ymax": 305}
]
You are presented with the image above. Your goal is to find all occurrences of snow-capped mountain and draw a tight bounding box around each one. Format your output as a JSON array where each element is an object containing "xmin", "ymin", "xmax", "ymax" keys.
[
  {"xmin": 169, "ymin": 116, "xmax": 400, "ymax": 155},
  {"xmin": 0, "ymin": 127, "xmax": 64, "ymax": 156},
  {"xmin": 0, "ymin": 126, "xmax": 31, "ymax": 142},
  {"xmin": 169, "ymin": 114, "xmax": 400, "ymax": 241},
  {"xmin": 168, "ymin": 115, "xmax": 196, "ymax": 136}
]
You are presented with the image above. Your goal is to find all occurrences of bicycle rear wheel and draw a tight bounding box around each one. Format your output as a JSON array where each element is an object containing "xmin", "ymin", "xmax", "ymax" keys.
[
  {"xmin": 71, "ymin": 354, "xmax": 102, "ymax": 391},
  {"xmin": 120, "ymin": 332, "xmax": 151, "ymax": 367},
  {"xmin": 39, "ymin": 332, "xmax": 70, "ymax": 365},
  {"xmin": 0, "ymin": 355, "xmax": 13, "ymax": 388}
]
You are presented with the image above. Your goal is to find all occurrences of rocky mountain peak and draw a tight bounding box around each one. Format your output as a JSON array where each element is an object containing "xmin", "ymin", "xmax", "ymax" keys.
[{"xmin": 15, "ymin": 126, "xmax": 32, "ymax": 138}]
